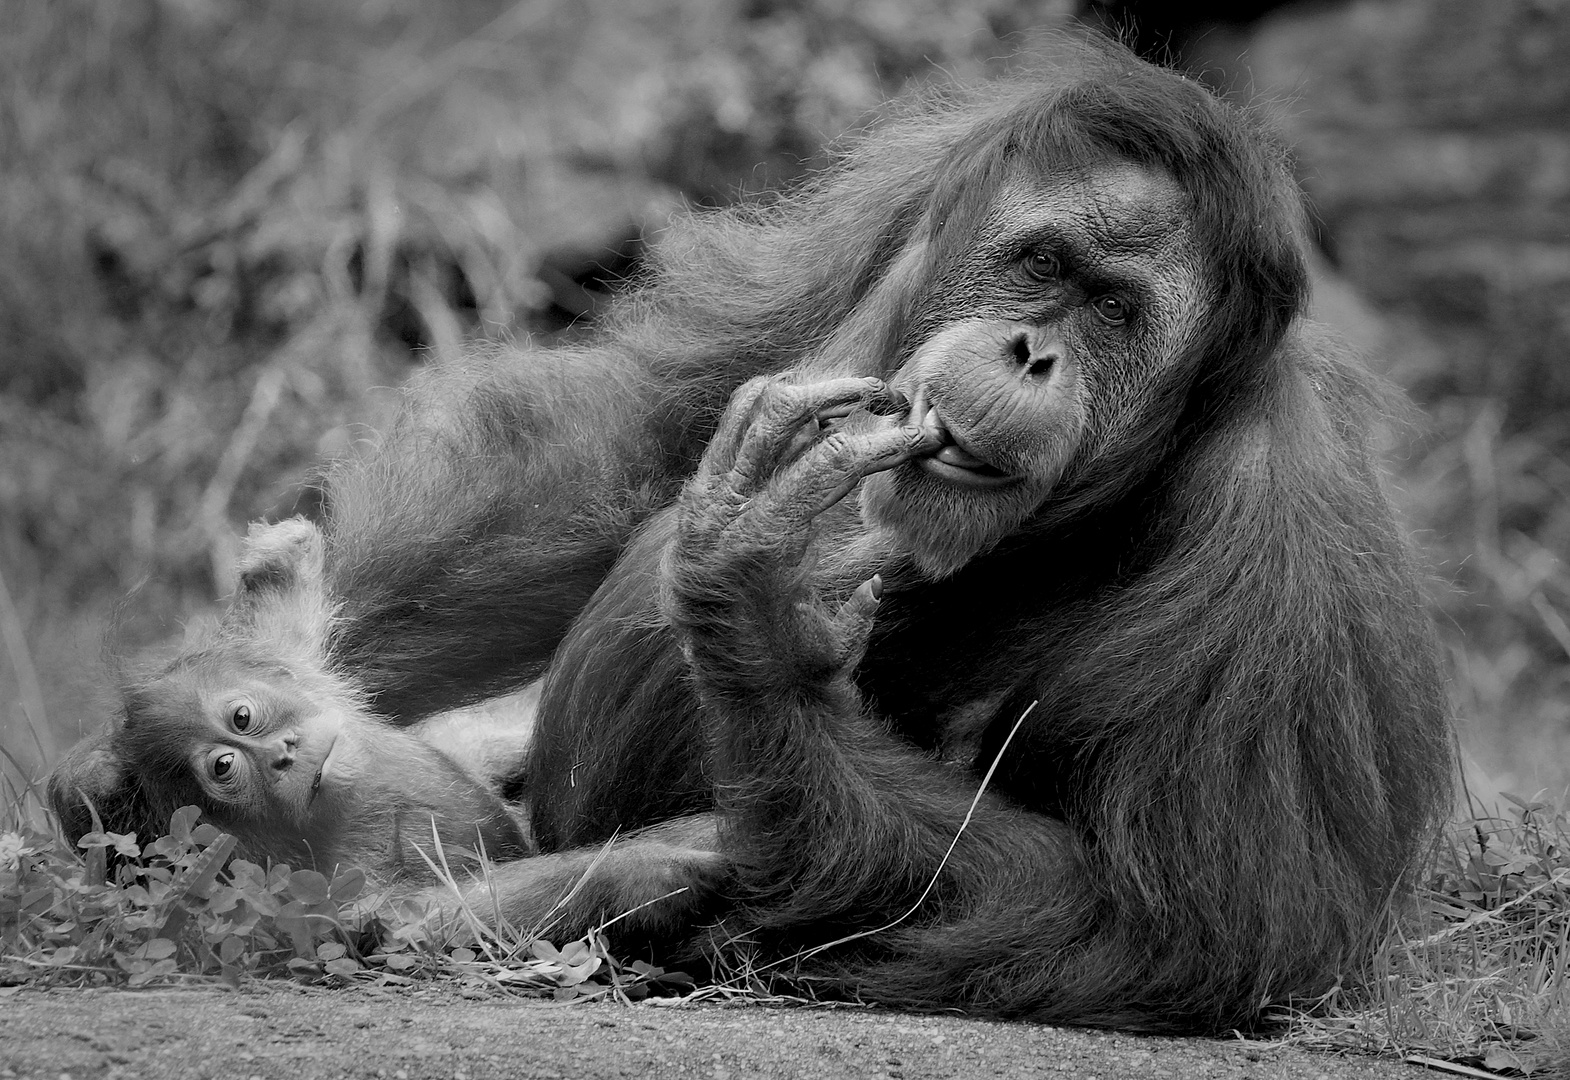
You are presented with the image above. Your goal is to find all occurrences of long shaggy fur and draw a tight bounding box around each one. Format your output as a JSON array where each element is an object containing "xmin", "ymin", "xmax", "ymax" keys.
[
  {"xmin": 316, "ymin": 38, "xmax": 1314, "ymax": 725},
  {"xmin": 512, "ymin": 38, "xmax": 1449, "ymax": 1031},
  {"xmin": 52, "ymin": 35, "xmax": 1451, "ymax": 1033}
]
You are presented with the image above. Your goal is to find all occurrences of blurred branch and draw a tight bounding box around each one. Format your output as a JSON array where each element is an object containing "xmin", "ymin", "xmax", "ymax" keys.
[
  {"xmin": 1463, "ymin": 401, "xmax": 1502, "ymax": 565},
  {"xmin": 409, "ymin": 257, "xmax": 466, "ymax": 365},
  {"xmin": 1530, "ymin": 594, "xmax": 1570, "ymax": 663},
  {"xmin": 198, "ymin": 365, "xmax": 290, "ymax": 590},
  {"xmin": 358, "ymin": 0, "xmax": 559, "ymax": 133},
  {"xmin": 169, "ymin": 122, "xmax": 310, "ymax": 255}
]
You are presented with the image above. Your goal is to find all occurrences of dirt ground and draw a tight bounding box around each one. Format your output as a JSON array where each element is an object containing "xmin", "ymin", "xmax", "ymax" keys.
[{"xmin": 0, "ymin": 984, "xmax": 1437, "ymax": 1079}]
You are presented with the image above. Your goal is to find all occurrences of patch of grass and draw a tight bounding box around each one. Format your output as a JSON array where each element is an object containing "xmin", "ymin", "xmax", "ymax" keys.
[
  {"xmin": 1286, "ymin": 792, "xmax": 1570, "ymax": 1075},
  {"xmin": 5, "ymin": 779, "xmax": 1567, "ymax": 1073},
  {"xmin": 0, "ymin": 795, "xmax": 692, "ymax": 1002}
]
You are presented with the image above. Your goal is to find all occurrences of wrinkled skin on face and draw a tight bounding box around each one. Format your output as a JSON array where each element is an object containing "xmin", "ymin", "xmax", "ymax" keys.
[{"xmin": 853, "ymin": 163, "xmax": 1206, "ymax": 577}]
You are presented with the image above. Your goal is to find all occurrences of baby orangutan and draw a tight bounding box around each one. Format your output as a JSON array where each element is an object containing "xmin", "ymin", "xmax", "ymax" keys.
[{"xmin": 47, "ymin": 518, "xmax": 533, "ymax": 882}]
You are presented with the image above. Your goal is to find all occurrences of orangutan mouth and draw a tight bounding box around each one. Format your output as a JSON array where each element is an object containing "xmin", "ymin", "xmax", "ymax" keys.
[{"xmin": 914, "ymin": 405, "xmax": 1012, "ymax": 485}]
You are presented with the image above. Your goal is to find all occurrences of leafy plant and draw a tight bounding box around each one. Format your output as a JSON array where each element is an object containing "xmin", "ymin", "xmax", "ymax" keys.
[
  {"xmin": 5, "ymin": 780, "xmax": 1568, "ymax": 1073},
  {"xmin": 0, "ymin": 801, "xmax": 692, "ymax": 1001}
]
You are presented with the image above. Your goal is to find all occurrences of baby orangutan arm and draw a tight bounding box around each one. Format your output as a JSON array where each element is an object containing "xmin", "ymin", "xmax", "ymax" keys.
[{"xmin": 410, "ymin": 814, "xmax": 728, "ymax": 949}]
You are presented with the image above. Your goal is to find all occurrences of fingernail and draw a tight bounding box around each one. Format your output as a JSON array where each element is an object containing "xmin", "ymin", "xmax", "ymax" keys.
[{"xmin": 865, "ymin": 383, "xmax": 910, "ymax": 417}]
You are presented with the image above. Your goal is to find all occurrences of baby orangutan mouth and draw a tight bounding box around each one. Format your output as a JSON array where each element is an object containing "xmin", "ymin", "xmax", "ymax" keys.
[{"xmin": 308, "ymin": 736, "xmax": 334, "ymax": 805}]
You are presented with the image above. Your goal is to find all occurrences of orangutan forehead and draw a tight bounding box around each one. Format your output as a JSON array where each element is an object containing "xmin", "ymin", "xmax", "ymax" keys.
[
  {"xmin": 165, "ymin": 646, "xmax": 295, "ymax": 684},
  {"xmin": 988, "ymin": 162, "xmax": 1195, "ymax": 257},
  {"xmin": 120, "ymin": 646, "xmax": 295, "ymax": 732}
]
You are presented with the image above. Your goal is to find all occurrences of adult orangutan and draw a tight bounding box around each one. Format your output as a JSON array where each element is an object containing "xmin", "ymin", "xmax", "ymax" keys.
[{"xmin": 50, "ymin": 36, "xmax": 1452, "ymax": 1032}]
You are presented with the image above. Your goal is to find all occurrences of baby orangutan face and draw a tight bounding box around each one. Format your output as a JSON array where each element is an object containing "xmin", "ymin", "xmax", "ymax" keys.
[
  {"xmin": 179, "ymin": 676, "xmax": 340, "ymax": 826},
  {"xmin": 119, "ymin": 656, "xmax": 355, "ymax": 833}
]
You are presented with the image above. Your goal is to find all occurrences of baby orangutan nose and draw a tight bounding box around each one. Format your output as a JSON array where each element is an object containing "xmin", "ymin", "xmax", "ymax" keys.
[{"xmin": 270, "ymin": 733, "xmax": 298, "ymax": 772}]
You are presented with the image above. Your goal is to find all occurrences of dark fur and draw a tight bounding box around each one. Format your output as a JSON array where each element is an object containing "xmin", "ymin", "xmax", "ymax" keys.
[
  {"xmin": 402, "ymin": 39, "xmax": 1449, "ymax": 1030},
  {"xmin": 319, "ymin": 41, "xmax": 1309, "ymax": 724},
  {"xmin": 51, "ymin": 37, "xmax": 1451, "ymax": 1032}
]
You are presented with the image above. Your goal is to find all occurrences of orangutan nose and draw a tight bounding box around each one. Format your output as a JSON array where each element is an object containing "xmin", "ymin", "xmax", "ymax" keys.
[{"xmin": 1008, "ymin": 326, "xmax": 1063, "ymax": 380}]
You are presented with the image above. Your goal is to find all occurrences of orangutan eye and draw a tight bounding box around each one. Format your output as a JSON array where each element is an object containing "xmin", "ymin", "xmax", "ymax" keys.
[
  {"xmin": 1021, "ymin": 250, "xmax": 1060, "ymax": 282},
  {"xmin": 230, "ymin": 703, "xmax": 253, "ymax": 733},
  {"xmin": 1091, "ymin": 293, "xmax": 1132, "ymax": 325},
  {"xmin": 212, "ymin": 752, "xmax": 237, "ymax": 781}
]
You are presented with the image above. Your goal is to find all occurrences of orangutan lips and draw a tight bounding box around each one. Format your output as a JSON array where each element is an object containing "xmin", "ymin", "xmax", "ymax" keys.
[{"xmin": 914, "ymin": 403, "xmax": 1008, "ymax": 477}]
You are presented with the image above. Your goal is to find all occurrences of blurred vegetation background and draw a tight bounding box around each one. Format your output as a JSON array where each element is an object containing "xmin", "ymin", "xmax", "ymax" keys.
[{"xmin": 1, "ymin": 0, "xmax": 1566, "ymax": 805}]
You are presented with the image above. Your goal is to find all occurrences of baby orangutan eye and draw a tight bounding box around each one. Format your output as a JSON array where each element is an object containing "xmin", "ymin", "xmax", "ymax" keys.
[
  {"xmin": 230, "ymin": 703, "xmax": 253, "ymax": 733},
  {"xmin": 212, "ymin": 751, "xmax": 237, "ymax": 781}
]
